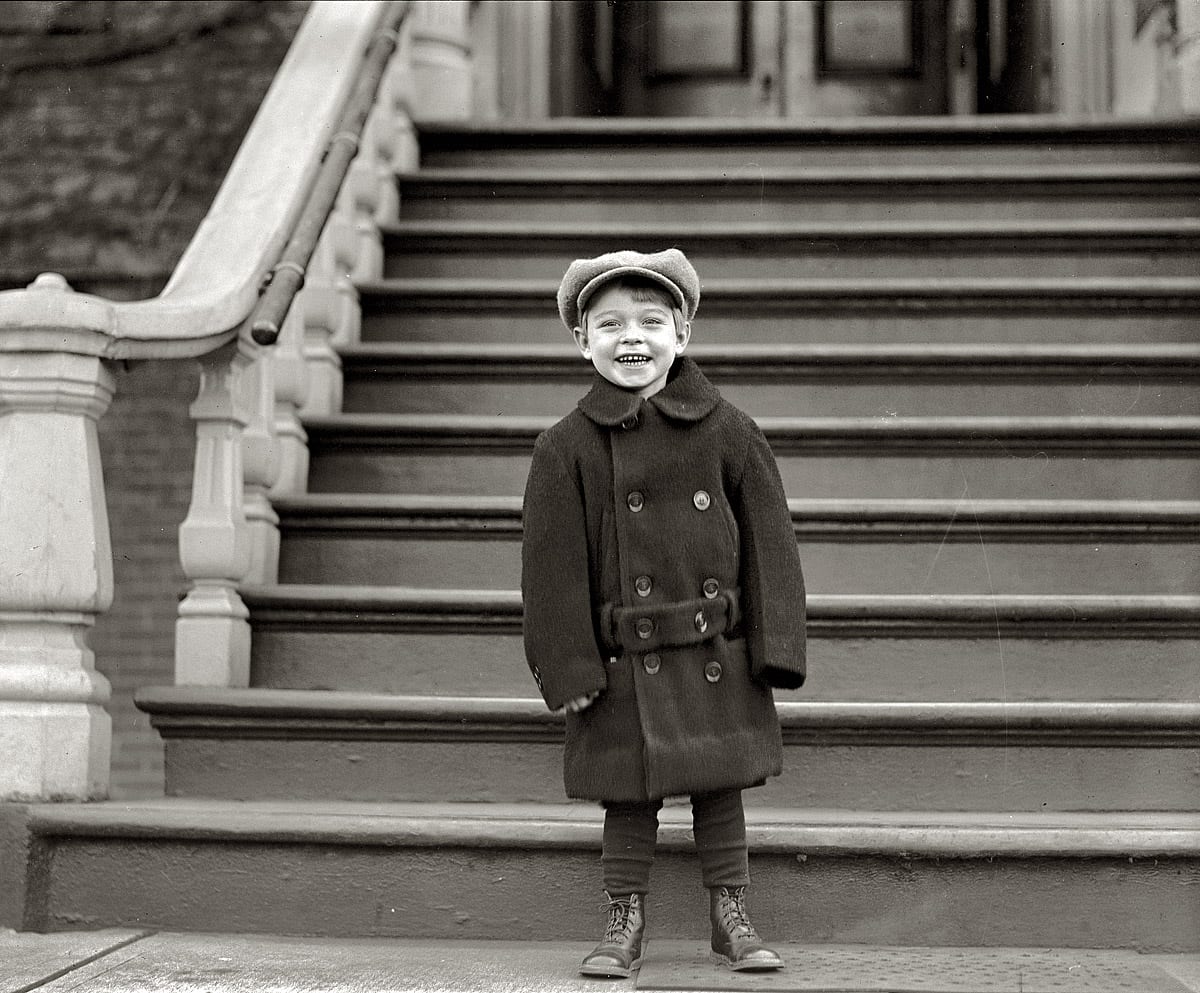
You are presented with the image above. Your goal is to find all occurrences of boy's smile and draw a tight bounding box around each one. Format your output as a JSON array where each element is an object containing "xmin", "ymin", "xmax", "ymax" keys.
[{"xmin": 574, "ymin": 282, "xmax": 690, "ymax": 399}]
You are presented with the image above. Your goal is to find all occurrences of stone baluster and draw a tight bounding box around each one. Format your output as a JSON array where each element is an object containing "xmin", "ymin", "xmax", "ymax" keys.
[
  {"xmin": 240, "ymin": 342, "xmax": 281, "ymax": 585},
  {"xmin": 365, "ymin": 84, "xmax": 402, "ymax": 229},
  {"xmin": 299, "ymin": 215, "xmax": 360, "ymax": 418},
  {"xmin": 175, "ymin": 338, "xmax": 254, "ymax": 687},
  {"xmin": 0, "ymin": 274, "xmax": 114, "ymax": 799},
  {"xmin": 366, "ymin": 30, "xmax": 418, "ymax": 227},
  {"xmin": 388, "ymin": 16, "xmax": 421, "ymax": 175},
  {"xmin": 270, "ymin": 302, "xmax": 310, "ymax": 498},
  {"xmin": 342, "ymin": 115, "xmax": 386, "ymax": 284}
]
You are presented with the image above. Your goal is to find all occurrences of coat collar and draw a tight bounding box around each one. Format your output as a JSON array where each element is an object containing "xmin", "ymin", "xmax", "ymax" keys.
[{"xmin": 577, "ymin": 356, "xmax": 721, "ymax": 427}]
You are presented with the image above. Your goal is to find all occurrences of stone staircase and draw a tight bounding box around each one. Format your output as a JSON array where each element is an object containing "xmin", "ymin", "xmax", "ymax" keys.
[{"xmin": 24, "ymin": 118, "xmax": 1200, "ymax": 951}]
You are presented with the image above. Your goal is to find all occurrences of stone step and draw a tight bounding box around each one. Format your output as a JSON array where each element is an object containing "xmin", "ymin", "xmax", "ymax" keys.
[
  {"xmin": 303, "ymin": 414, "xmax": 1200, "ymax": 500},
  {"xmin": 340, "ymin": 343, "xmax": 1200, "ymax": 417},
  {"xmin": 358, "ymin": 277, "xmax": 1200, "ymax": 345},
  {"xmin": 380, "ymin": 219, "xmax": 1200, "ymax": 280},
  {"xmin": 275, "ymin": 495, "xmax": 1200, "ymax": 596},
  {"xmin": 139, "ymin": 687, "xmax": 1200, "ymax": 814},
  {"xmin": 244, "ymin": 586, "xmax": 1200, "ymax": 703},
  {"xmin": 396, "ymin": 163, "xmax": 1200, "ymax": 222},
  {"xmin": 415, "ymin": 116, "xmax": 1200, "ymax": 168},
  {"xmin": 22, "ymin": 799, "xmax": 1200, "ymax": 949}
]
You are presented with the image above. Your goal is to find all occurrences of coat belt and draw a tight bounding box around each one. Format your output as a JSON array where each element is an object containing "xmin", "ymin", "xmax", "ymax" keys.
[{"xmin": 598, "ymin": 588, "xmax": 742, "ymax": 654}]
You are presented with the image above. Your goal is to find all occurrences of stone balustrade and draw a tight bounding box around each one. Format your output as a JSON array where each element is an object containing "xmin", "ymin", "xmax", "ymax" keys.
[{"xmin": 0, "ymin": 0, "xmax": 473, "ymax": 801}]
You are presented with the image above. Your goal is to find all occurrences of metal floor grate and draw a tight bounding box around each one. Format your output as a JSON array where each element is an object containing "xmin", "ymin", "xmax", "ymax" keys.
[{"xmin": 635, "ymin": 942, "xmax": 1193, "ymax": 993}]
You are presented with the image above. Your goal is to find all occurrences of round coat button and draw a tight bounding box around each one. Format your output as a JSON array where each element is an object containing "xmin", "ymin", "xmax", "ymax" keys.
[
  {"xmin": 695, "ymin": 610, "xmax": 708, "ymax": 634},
  {"xmin": 705, "ymin": 661, "xmax": 723, "ymax": 683},
  {"xmin": 644, "ymin": 653, "xmax": 661, "ymax": 675},
  {"xmin": 627, "ymin": 491, "xmax": 645, "ymax": 513},
  {"xmin": 621, "ymin": 416, "xmax": 638, "ymax": 430},
  {"xmin": 693, "ymin": 490, "xmax": 711, "ymax": 511},
  {"xmin": 635, "ymin": 617, "xmax": 655, "ymax": 640},
  {"xmin": 634, "ymin": 575, "xmax": 653, "ymax": 597},
  {"xmin": 702, "ymin": 578, "xmax": 720, "ymax": 599}
]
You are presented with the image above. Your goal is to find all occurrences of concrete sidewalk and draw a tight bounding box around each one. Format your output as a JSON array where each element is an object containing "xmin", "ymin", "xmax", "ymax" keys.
[{"xmin": 4, "ymin": 929, "xmax": 1200, "ymax": 993}]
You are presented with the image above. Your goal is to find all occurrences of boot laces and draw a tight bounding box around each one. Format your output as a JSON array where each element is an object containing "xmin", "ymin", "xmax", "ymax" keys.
[
  {"xmin": 601, "ymin": 895, "xmax": 636, "ymax": 944},
  {"xmin": 719, "ymin": 887, "xmax": 759, "ymax": 940}
]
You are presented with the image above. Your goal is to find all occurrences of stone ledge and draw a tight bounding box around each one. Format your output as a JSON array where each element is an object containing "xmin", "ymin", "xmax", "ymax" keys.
[
  {"xmin": 302, "ymin": 412, "xmax": 1200, "ymax": 455},
  {"xmin": 358, "ymin": 275, "xmax": 1200, "ymax": 312},
  {"xmin": 339, "ymin": 340, "xmax": 1200, "ymax": 378},
  {"xmin": 413, "ymin": 114, "xmax": 1200, "ymax": 141},
  {"xmin": 397, "ymin": 160, "xmax": 1200, "ymax": 184},
  {"xmin": 24, "ymin": 799, "xmax": 1200, "ymax": 858},
  {"xmin": 273, "ymin": 493, "xmax": 1200, "ymax": 542},
  {"xmin": 136, "ymin": 687, "xmax": 1200, "ymax": 748},
  {"xmin": 240, "ymin": 586, "xmax": 1200, "ymax": 638},
  {"xmin": 380, "ymin": 217, "xmax": 1200, "ymax": 249}
]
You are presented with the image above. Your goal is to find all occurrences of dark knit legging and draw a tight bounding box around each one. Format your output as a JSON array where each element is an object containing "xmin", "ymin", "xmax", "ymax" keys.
[{"xmin": 601, "ymin": 788, "xmax": 749, "ymax": 896}]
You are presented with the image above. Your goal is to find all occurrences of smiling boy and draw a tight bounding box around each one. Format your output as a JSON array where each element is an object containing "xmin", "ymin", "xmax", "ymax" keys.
[
  {"xmin": 574, "ymin": 273, "xmax": 688, "ymax": 400},
  {"xmin": 521, "ymin": 248, "xmax": 806, "ymax": 978}
]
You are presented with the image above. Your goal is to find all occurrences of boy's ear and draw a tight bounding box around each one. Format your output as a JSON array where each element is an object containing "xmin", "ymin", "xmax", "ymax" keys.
[
  {"xmin": 675, "ymin": 318, "xmax": 691, "ymax": 353},
  {"xmin": 573, "ymin": 326, "xmax": 591, "ymax": 358}
]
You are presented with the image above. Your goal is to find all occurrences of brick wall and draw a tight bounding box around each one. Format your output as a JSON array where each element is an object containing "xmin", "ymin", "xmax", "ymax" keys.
[
  {"xmin": 98, "ymin": 359, "xmax": 201, "ymax": 798},
  {"xmin": 2, "ymin": 1, "xmax": 310, "ymax": 797}
]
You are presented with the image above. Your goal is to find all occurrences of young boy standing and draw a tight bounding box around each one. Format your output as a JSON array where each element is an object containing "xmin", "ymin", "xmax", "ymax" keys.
[{"xmin": 521, "ymin": 248, "xmax": 806, "ymax": 977}]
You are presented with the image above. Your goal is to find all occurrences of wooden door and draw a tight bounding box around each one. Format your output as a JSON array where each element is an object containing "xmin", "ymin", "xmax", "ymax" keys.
[{"xmin": 603, "ymin": 0, "xmax": 950, "ymax": 118}]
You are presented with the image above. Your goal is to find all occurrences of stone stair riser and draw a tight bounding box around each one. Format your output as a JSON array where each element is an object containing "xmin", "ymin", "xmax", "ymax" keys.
[
  {"xmin": 361, "ymin": 307, "xmax": 1200, "ymax": 346},
  {"xmin": 306, "ymin": 449, "xmax": 1200, "ymax": 501},
  {"xmin": 342, "ymin": 376, "xmax": 1199, "ymax": 419},
  {"xmin": 27, "ymin": 833, "xmax": 1199, "ymax": 949},
  {"xmin": 383, "ymin": 243, "xmax": 1200, "ymax": 281},
  {"xmin": 278, "ymin": 533, "xmax": 1200, "ymax": 596},
  {"xmin": 158, "ymin": 735, "xmax": 1200, "ymax": 813},
  {"xmin": 419, "ymin": 142, "xmax": 1200, "ymax": 170},
  {"xmin": 398, "ymin": 186, "xmax": 1200, "ymax": 223},
  {"xmin": 248, "ymin": 629, "xmax": 1200, "ymax": 703}
]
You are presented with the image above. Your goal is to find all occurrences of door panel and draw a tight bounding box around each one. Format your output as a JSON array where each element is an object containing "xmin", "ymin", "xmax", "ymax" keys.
[
  {"xmin": 614, "ymin": 0, "xmax": 783, "ymax": 117},
  {"xmin": 797, "ymin": 0, "xmax": 950, "ymax": 115},
  {"xmin": 608, "ymin": 0, "xmax": 949, "ymax": 118}
]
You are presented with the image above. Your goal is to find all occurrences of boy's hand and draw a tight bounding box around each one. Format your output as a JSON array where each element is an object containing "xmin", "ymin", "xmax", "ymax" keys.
[{"xmin": 557, "ymin": 691, "xmax": 600, "ymax": 715}]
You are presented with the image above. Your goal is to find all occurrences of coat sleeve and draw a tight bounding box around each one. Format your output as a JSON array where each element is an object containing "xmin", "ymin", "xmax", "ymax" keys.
[
  {"xmin": 521, "ymin": 433, "xmax": 609, "ymax": 711},
  {"xmin": 732, "ymin": 419, "xmax": 806, "ymax": 689}
]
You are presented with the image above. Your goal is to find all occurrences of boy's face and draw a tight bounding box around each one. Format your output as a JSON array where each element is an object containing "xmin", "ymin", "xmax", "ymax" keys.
[{"xmin": 573, "ymin": 281, "xmax": 690, "ymax": 399}]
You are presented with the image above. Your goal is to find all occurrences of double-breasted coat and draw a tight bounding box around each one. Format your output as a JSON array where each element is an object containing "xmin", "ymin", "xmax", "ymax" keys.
[{"xmin": 521, "ymin": 357, "xmax": 806, "ymax": 802}]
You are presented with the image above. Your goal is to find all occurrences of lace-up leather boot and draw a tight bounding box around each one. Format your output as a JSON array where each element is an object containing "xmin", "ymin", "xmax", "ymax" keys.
[
  {"xmin": 709, "ymin": 885, "xmax": 783, "ymax": 971},
  {"xmin": 579, "ymin": 891, "xmax": 645, "ymax": 978}
]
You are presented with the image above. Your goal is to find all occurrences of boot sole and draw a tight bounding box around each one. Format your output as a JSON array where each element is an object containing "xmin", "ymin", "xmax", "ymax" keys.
[
  {"xmin": 710, "ymin": 951, "xmax": 785, "ymax": 972},
  {"xmin": 579, "ymin": 956, "xmax": 643, "ymax": 979}
]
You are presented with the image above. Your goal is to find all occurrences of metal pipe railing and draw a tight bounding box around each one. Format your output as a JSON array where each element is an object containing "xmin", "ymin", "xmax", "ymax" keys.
[{"xmin": 250, "ymin": 1, "xmax": 409, "ymax": 347}]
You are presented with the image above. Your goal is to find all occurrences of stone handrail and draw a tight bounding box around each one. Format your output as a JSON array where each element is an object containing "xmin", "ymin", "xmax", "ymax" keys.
[{"xmin": 0, "ymin": 0, "xmax": 474, "ymax": 801}]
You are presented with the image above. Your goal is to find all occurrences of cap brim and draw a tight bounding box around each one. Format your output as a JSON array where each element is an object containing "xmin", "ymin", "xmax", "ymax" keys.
[{"xmin": 576, "ymin": 266, "xmax": 686, "ymax": 320}]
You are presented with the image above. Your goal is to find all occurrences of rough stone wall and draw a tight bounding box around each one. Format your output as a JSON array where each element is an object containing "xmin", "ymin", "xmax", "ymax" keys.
[{"xmin": 2, "ymin": 0, "xmax": 310, "ymax": 797}]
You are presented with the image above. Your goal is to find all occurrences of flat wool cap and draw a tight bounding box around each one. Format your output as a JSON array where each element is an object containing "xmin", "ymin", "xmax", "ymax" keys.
[{"xmin": 557, "ymin": 248, "xmax": 700, "ymax": 330}]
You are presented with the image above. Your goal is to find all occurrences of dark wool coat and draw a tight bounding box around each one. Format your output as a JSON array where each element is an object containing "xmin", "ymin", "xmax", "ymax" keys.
[{"xmin": 521, "ymin": 357, "xmax": 806, "ymax": 802}]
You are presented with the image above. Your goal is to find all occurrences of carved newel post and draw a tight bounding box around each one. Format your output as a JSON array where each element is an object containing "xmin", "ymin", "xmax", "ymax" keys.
[
  {"xmin": 0, "ymin": 274, "xmax": 114, "ymax": 800},
  {"xmin": 409, "ymin": 0, "xmax": 474, "ymax": 120}
]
